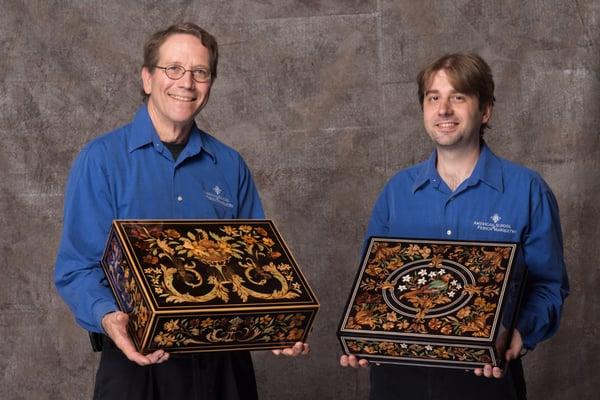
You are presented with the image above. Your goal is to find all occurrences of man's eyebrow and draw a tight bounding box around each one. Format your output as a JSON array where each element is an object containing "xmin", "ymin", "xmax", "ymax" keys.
[
  {"xmin": 425, "ymin": 89, "xmax": 466, "ymax": 96},
  {"xmin": 162, "ymin": 61, "xmax": 209, "ymax": 68}
]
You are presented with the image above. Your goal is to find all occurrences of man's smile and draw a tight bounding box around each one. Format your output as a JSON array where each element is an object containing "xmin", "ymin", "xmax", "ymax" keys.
[
  {"xmin": 168, "ymin": 93, "xmax": 197, "ymax": 102},
  {"xmin": 435, "ymin": 120, "xmax": 459, "ymax": 129}
]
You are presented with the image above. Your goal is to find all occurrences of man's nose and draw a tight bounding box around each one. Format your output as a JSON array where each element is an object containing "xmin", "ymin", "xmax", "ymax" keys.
[
  {"xmin": 438, "ymin": 98, "xmax": 453, "ymax": 115},
  {"xmin": 178, "ymin": 70, "xmax": 195, "ymax": 88}
]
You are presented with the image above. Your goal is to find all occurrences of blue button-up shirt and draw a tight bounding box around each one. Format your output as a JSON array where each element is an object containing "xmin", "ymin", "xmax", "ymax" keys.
[
  {"xmin": 55, "ymin": 105, "xmax": 264, "ymax": 333},
  {"xmin": 366, "ymin": 143, "xmax": 569, "ymax": 349}
]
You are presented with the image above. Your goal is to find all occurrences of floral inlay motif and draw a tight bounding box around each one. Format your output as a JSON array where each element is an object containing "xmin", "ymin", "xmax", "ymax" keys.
[
  {"xmin": 150, "ymin": 313, "xmax": 309, "ymax": 349},
  {"xmin": 104, "ymin": 234, "xmax": 150, "ymax": 343},
  {"xmin": 345, "ymin": 339, "xmax": 492, "ymax": 363},
  {"xmin": 385, "ymin": 261, "xmax": 473, "ymax": 319},
  {"xmin": 346, "ymin": 241, "xmax": 513, "ymax": 338},
  {"xmin": 126, "ymin": 224, "xmax": 304, "ymax": 305}
]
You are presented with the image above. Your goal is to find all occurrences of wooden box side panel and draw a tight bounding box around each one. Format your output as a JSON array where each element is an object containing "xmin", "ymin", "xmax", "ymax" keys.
[
  {"xmin": 339, "ymin": 335, "xmax": 498, "ymax": 369},
  {"xmin": 101, "ymin": 229, "xmax": 153, "ymax": 350},
  {"xmin": 143, "ymin": 309, "xmax": 318, "ymax": 353}
]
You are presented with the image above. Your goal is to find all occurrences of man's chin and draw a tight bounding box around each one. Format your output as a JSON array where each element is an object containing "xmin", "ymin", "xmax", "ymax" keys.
[
  {"xmin": 429, "ymin": 133, "xmax": 460, "ymax": 146},
  {"xmin": 168, "ymin": 108, "xmax": 203, "ymax": 124}
]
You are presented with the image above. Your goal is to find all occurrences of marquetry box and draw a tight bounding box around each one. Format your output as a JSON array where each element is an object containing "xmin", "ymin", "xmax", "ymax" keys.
[
  {"xmin": 101, "ymin": 220, "xmax": 319, "ymax": 354},
  {"xmin": 338, "ymin": 238, "xmax": 526, "ymax": 370}
]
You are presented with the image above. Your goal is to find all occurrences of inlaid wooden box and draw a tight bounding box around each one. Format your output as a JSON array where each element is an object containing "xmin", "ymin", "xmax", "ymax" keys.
[
  {"xmin": 338, "ymin": 238, "xmax": 526, "ymax": 369},
  {"xmin": 101, "ymin": 220, "xmax": 319, "ymax": 354}
]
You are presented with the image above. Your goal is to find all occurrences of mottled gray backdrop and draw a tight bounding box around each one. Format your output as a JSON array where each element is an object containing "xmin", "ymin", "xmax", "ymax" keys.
[{"xmin": 1, "ymin": 0, "xmax": 598, "ymax": 399}]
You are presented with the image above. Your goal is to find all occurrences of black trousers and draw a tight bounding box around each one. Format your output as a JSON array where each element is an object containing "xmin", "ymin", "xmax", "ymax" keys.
[
  {"xmin": 370, "ymin": 360, "xmax": 527, "ymax": 400},
  {"xmin": 93, "ymin": 336, "xmax": 258, "ymax": 400}
]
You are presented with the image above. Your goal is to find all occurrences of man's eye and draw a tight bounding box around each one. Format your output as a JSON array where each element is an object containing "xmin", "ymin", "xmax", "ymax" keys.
[
  {"xmin": 453, "ymin": 95, "xmax": 465, "ymax": 101},
  {"xmin": 193, "ymin": 69, "xmax": 210, "ymax": 79},
  {"xmin": 428, "ymin": 96, "xmax": 439, "ymax": 102},
  {"xmin": 167, "ymin": 66, "xmax": 183, "ymax": 74}
]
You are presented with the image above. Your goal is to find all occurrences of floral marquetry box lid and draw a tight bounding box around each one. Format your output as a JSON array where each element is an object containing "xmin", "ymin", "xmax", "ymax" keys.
[
  {"xmin": 101, "ymin": 219, "xmax": 319, "ymax": 354},
  {"xmin": 338, "ymin": 238, "xmax": 527, "ymax": 370}
]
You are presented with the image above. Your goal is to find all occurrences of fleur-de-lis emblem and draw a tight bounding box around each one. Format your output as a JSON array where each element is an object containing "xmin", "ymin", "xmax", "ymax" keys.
[
  {"xmin": 490, "ymin": 213, "xmax": 501, "ymax": 224},
  {"xmin": 213, "ymin": 185, "xmax": 222, "ymax": 195}
]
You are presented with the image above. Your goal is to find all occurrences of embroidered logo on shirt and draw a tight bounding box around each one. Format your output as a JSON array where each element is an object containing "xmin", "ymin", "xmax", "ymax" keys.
[
  {"xmin": 205, "ymin": 185, "xmax": 234, "ymax": 208},
  {"xmin": 491, "ymin": 213, "xmax": 501, "ymax": 224},
  {"xmin": 473, "ymin": 213, "xmax": 516, "ymax": 234}
]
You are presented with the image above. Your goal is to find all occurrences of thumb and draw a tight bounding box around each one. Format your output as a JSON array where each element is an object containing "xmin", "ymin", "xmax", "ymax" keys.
[
  {"xmin": 116, "ymin": 312, "xmax": 129, "ymax": 323},
  {"xmin": 506, "ymin": 346, "xmax": 520, "ymax": 361}
]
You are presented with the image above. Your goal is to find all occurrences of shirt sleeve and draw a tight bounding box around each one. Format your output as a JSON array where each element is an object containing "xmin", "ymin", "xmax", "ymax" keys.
[
  {"xmin": 365, "ymin": 184, "xmax": 391, "ymax": 239},
  {"xmin": 54, "ymin": 145, "xmax": 118, "ymax": 333},
  {"xmin": 516, "ymin": 177, "xmax": 569, "ymax": 349},
  {"xmin": 235, "ymin": 155, "xmax": 265, "ymax": 219}
]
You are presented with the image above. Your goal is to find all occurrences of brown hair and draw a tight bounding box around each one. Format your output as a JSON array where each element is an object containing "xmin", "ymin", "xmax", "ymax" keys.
[
  {"xmin": 141, "ymin": 22, "xmax": 218, "ymax": 101},
  {"xmin": 417, "ymin": 53, "xmax": 495, "ymax": 135}
]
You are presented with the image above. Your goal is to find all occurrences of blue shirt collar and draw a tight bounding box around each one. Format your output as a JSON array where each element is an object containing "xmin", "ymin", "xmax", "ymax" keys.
[
  {"xmin": 412, "ymin": 150, "xmax": 440, "ymax": 192},
  {"xmin": 412, "ymin": 142, "xmax": 504, "ymax": 193},
  {"xmin": 127, "ymin": 105, "xmax": 216, "ymax": 162}
]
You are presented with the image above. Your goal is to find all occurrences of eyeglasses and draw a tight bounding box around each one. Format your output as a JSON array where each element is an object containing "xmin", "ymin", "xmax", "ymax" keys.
[{"xmin": 154, "ymin": 65, "xmax": 212, "ymax": 83}]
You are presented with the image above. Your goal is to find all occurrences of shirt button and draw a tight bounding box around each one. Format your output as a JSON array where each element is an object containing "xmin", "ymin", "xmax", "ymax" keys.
[
  {"xmin": 177, "ymin": 195, "xmax": 183, "ymax": 202},
  {"xmin": 446, "ymin": 229, "xmax": 452, "ymax": 236}
]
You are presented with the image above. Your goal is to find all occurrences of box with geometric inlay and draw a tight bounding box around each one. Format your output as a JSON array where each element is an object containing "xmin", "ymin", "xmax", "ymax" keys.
[
  {"xmin": 338, "ymin": 238, "xmax": 526, "ymax": 370},
  {"xmin": 101, "ymin": 220, "xmax": 319, "ymax": 354}
]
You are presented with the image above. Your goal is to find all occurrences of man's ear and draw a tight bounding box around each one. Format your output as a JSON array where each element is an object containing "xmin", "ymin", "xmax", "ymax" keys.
[
  {"xmin": 481, "ymin": 102, "xmax": 493, "ymax": 124},
  {"xmin": 141, "ymin": 67, "xmax": 152, "ymax": 96}
]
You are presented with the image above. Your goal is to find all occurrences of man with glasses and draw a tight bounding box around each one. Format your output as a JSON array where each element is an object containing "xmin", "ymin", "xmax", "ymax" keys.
[
  {"xmin": 55, "ymin": 22, "xmax": 308, "ymax": 400},
  {"xmin": 340, "ymin": 53, "xmax": 568, "ymax": 400}
]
